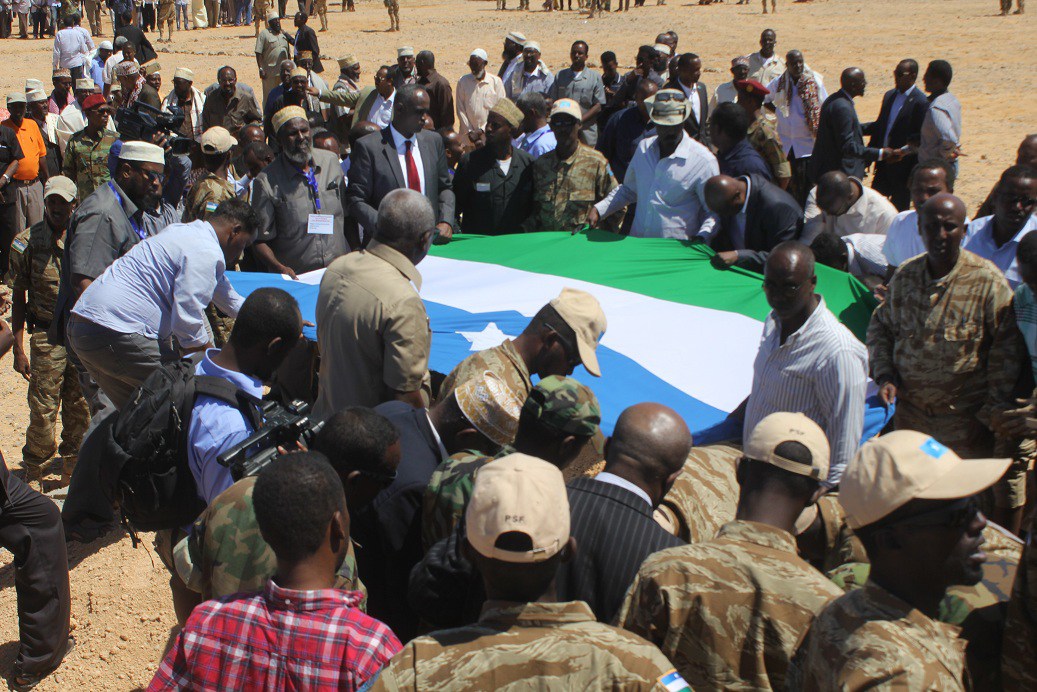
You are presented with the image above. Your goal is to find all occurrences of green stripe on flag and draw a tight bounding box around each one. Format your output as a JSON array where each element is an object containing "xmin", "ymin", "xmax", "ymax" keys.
[{"xmin": 430, "ymin": 231, "xmax": 877, "ymax": 340}]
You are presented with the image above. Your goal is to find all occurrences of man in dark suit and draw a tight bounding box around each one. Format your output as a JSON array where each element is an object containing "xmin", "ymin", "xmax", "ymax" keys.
[
  {"xmin": 666, "ymin": 53, "xmax": 709, "ymax": 144},
  {"xmin": 345, "ymin": 83, "xmax": 456, "ymax": 242},
  {"xmin": 291, "ymin": 12, "xmax": 322, "ymax": 73},
  {"xmin": 114, "ymin": 10, "xmax": 156, "ymax": 64},
  {"xmin": 557, "ymin": 403, "xmax": 692, "ymax": 623},
  {"xmin": 810, "ymin": 67, "xmax": 901, "ymax": 181},
  {"xmin": 705, "ymin": 173, "xmax": 803, "ymax": 273},
  {"xmin": 861, "ymin": 59, "xmax": 929, "ymax": 210}
]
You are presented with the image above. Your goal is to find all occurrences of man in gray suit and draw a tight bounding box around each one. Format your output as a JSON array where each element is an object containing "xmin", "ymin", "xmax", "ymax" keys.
[{"xmin": 345, "ymin": 84, "xmax": 455, "ymax": 243}]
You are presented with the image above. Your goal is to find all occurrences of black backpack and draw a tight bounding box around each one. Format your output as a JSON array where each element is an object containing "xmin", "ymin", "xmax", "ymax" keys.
[{"xmin": 98, "ymin": 355, "xmax": 262, "ymax": 538}]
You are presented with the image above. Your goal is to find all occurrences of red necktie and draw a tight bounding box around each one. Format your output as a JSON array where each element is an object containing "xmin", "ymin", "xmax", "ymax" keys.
[{"xmin": 405, "ymin": 140, "xmax": 421, "ymax": 193}]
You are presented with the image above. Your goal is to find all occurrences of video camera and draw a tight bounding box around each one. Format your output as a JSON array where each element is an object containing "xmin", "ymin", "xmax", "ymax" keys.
[
  {"xmin": 216, "ymin": 399, "xmax": 325, "ymax": 481},
  {"xmin": 116, "ymin": 102, "xmax": 193, "ymax": 156}
]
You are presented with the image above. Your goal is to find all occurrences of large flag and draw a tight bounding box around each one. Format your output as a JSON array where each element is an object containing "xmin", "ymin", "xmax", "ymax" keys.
[{"xmin": 227, "ymin": 231, "xmax": 881, "ymax": 437}]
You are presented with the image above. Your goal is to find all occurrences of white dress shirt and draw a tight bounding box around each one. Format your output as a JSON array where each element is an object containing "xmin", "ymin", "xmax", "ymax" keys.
[
  {"xmin": 678, "ymin": 80, "xmax": 701, "ymax": 123},
  {"xmin": 455, "ymin": 71, "xmax": 506, "ymax": 145},
  {"xmin": 389, "ymin": 124, "xmax": 425, "ymax": 194},
  {"xmin": 843, "ymin": 233, "xmax": 889, "ymax": 280},
  {"xmin": 963, "ymin": 214, "xmax": 1037, "ymax": 288},
  {"xmin": 103, "ymin": 50, "xmax": 123, "ymax": 86},
  {"xmin": 594, "ymin": 472, "xmax": 652, "ymax": 507},
  {"xmin": 882, "ymin": 210, "xmax": 926, "ymax": 267},
  {"xmin": 804, "ymin": 179, "xmax": 898, "ymax": 238},
  {"xmin": 593, "ymin": 131, "xmax": 719, "ymax": 240},
  {"xmin": 53, "ymin": 26, "xmax": 94, "ymax": 70},
  {"xmin": 765, "ymin": 72, "xmax": 828, "ymax": 157},
  {"xmin": 744, "ymin": 297, "xmax": 868, "ymax": 484},
  {"xmin": 72, "ymin": 221, "xmax": 244, "ymax": 349},
  {"xmin": 369, "ymin": 90, "xmax": 395, "ymax": 129},
  {"xmin": 709, "ymin": 81, "xmax": 738, "ymax": 112}
]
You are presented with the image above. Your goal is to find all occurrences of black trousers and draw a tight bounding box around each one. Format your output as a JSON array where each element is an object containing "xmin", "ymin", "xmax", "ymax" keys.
[
  {"xmin": 0, "ymin": 456, "xmax": 72, "ymax": 676},
  {"xmin": 788, "ymin": 151, "xmax": 814, "ymax": 210}
]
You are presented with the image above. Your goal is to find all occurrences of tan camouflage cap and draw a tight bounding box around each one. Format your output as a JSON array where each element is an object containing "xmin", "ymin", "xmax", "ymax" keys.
[
  {"xmin": 455, "ymin": 371, "xmax": 523, "ymax": 447},
  {"xmin": 200, "ymin": 126, "xmax": 237, "ymax": 155},
  {"xmin": 44, "ymin": 176, "xmax": 78, "ymax": 202},
  {"xmin": 466, "ymin": 453, "xmax": 569, "ymax": 563},
  {"xmin": 744, "ymin": 412, "xmax": 830, "ymax": 481},
  {"xmin": 550, "ymin": 288, "xmax": 606, "ymax": 377},
  {"xmin": 522, "ymin": 375, "xmax": 600, "ymax": 438},
  {"xmin": 841, "ymin": 431, "xmax": 1010, "ymax": 530}
]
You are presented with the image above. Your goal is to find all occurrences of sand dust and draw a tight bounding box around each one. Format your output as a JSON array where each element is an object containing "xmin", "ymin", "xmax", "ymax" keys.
[{"xmin": 0, "ymin": 0, "xmax": 1032, "ymax": 688}]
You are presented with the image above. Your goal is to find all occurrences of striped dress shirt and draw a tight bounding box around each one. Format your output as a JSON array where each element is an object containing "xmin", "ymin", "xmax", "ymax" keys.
[{"xmin": 743, "ymin": 297, "xmax": 868, "ymax": 484}]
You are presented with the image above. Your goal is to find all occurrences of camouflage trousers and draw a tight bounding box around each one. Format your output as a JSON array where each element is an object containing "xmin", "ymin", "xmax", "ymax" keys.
[
  {"xmin": 205, "ymin": 304, "xmax": 235, "ymax": 348},
  {"xmin": 23, "ymin": 331, "xmax": 90, "ymax": 467},
  {"xmin": 310, "ymin": 0, "xmax": 327, "ymax": 28}
]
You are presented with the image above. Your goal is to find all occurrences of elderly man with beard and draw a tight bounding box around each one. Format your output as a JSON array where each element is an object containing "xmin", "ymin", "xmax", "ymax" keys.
[{"xmin": 251, "ymin": 106, "xmax": 346, "ymax": 278}]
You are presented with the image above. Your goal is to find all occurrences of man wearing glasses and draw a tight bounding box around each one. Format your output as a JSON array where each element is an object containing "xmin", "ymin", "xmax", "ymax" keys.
[{"xmin": 732, "ymin": 240, "xmax": 867, "ymax": 485}]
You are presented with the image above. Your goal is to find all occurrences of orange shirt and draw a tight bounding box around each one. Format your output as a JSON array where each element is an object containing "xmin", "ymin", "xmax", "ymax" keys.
[{"xmin": 2, "ymin": 118, "xmax": 46, "ymax": 181}]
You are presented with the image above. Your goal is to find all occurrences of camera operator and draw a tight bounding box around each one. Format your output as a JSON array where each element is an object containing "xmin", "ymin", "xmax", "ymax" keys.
[{"xmin": 108, "ymin": 99, "xmax": 192, "ymax": 212}]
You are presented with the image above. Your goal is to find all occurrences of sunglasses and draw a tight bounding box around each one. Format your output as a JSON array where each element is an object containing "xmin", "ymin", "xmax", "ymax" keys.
[
  {"xmin": 548, "ymin": 326, "xmax": 581, "ymax": 369},
  {"xmin": 133, "ymin": 165, "xmax": 165, "ymax": 184}
]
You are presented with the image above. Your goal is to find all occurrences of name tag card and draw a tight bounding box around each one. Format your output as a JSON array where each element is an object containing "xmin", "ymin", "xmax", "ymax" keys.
[{"xmin": 307, "ymin": 214, "xmax": 334, "ymax": 235}]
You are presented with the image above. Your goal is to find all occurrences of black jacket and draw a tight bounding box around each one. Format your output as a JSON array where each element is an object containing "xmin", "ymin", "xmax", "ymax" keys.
[
  {"xmin": 454, "ymin": 146, "xmax": 533, "ymax": 235},
  {"xmin": 862, "ymin": 86, "xmax": 929, "ymax": 205},
  {"xmin": 810, "ymin": 89, "xmax": 881, "ymax": 180},
  {"xmin": 293, "ymin": 25, "xmax": 323, "ymax": 73},
  {"xmin": 115, "ymin": 25, "xmax": 156, "ymax": 64},
  {"xmin": 556, "ymin": 477, "xmax": 684, "ymax": 623},
  {"xmin": 712, "ymin": 173, "xmax": 803, "ymax": 274}
]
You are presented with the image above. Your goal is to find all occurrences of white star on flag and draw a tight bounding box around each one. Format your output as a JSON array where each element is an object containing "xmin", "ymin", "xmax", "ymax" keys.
[{"xmin": 459, "ymin": 322, "xmax": 516, "ymax": 351}]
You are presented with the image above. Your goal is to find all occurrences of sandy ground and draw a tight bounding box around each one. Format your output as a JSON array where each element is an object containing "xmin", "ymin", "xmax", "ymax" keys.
[{"xmin": 0, "ymin": 0, "xmax": 1032, "ymax": 688}]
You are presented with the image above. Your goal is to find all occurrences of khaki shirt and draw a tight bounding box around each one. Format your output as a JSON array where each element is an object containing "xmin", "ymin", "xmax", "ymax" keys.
[
  {"xmin": 437, "ymin": 338, "xmax": 532, "ymax": 403},
  {"xmin": 182, "ymin": 172, "xmax": 235, "ymax": 223},
  {"xmin": 530, "ymin": 143, "xmax": 617, "ymax": 232},
  {"xmin": 655, "ymin": 443, "xmax": 740, "ymax": 543},
  {"xmin": 618, "ymin": 520, "xmax": 842, "ymax": 690},
  {"xmin": 313, "ymin": 241, "xmax": 430, "ymax": 419},
  {"xmin": 200, "ymin": 85, "xmax": 262, "ymax": 137},
  {"xmin": 254, "ymin": 29, "xmax": 290, "ymax": 72},
  {"xmin": 867, "ymin": 250, "xmax": 1022, "ymax": 455},
  {"xmin": 789, "ymin": 580, "xmax": 968, "ymax": 691},
  {"xmin": 5, "ymin": 221, "xmax": 62, "ymax": 324},
  {"xmin": 371, "ymin": 600, "xmax": 682, "ymax": 691},
  {"xmin": 747, "ymin": 114, "xmax": 791, "ymax": 182}
]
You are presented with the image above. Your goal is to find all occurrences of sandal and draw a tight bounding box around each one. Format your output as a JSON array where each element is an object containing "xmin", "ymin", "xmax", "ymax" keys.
[{"xmin": 10, "ymin": 636, "xmax": 76, "ymax": 691}]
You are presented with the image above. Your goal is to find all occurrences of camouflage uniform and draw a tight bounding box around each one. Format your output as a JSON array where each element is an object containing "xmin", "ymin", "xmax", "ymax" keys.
[
  {"xmin": 655, "ymin": 443, "xmax": 740, "ymax": 543},
  {"xmin": 827, "ymin": 524, "xmax": 1021, "ymax": 691},
  {"xmin": 788, "ymin": 580, "xmax": 969, "ymax": 691},
  {"xmin": 747, "ymin": 114, "xmax": 791, "ymax": 182},
  {"xmin": 530, "ymin": 144, "xmax": 618, "ymax": 232},
  {"xmin": 808, "ymin": 493, "xmax": 868, "ymax": 574},
  {"xmin": 867, "ymin": 250, "xmax": 1023, "ymax": 458},
  {"xmin": 1003, "ymin": 514, "xmax": 1037, "ymax": 691},
  {"xmin": 5, "ymin": 223, "xmax": 89, "ymax": 469},
  {"xmin": 84, "ymin": 0, "xmax": 103, "ymax": 34},
  {"xmin": 183, "ymin": 172, "xmax": 237, "ymax": 345},
  {"xmin": 62, "ymin": 129, "xmax": 118, "ymax": 202},
  {"xmin": 371, "ymin": 600, "xmax": 684, "ymax": 691},
  {"xmin": 617, "ymin": 520, "xmax": 842, "ymax": 690},
  {"xmin": 422, "ymin": 375, "xmax": 601, "ymax": 550},
  {"xmin": 438, "ymin": 338, "xmax": 532, "ymax": 404},
  {"xmin": 311, "ymin": 0, "xmax": 328, "ymax": 30},
  {"xmin": 174, "ymin": 476, "xmax": 367, "ymax": 606}
]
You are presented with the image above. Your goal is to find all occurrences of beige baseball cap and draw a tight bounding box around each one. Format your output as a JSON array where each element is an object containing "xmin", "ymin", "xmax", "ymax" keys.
[
  {"xmin": 44, "ymin": 175, "xmax": 78, "ymax": 202},
  {"xmin": 840, "ymin": 431, "xmax": 1010, "ymax": 530},
  {"xmin": 174, "ymin": 67, "xmax": 195, "ymax": 81},
  {"xmin": 744, "ymin": 412, "xmax": 830, "ymax": 481},
  {"xmin": 647, "ymin": 90, "xmax": 690, "ymax": 127},
  {"xmin": 549, "ymin": 98, "xmax": 582, "ymax": 123},
  {"xmin": 397, "ymin": 46, "xmax": 415, "ymax": 58},
  {"xmin": 455, "ymin": 371, "xmax": 523, "ymax": 447},
  {"xmin": 549, "ymin": 288, "xmax": 606, "ymax": 377},
  {"xmin": 200, "ymin": 126, "xmax": 237, "ymax": 155},
  {"xmin": 466, "ymin": 453, "xmax": 570, "ymax": 563}
]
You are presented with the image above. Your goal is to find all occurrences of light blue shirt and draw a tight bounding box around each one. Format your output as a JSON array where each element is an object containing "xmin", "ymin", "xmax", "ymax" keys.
[
  {"xmin": 518, "ymin": 64, "xmax": 554, "ymax": 97},
  {"xmin": 89, "ymin": 55, "xmax": 105, "ymax": 89},
  {"xmin": 72, "ymin": 220, "xmax": 244, "ymax": 348},
  {"xmin": 188, "ymin": 349, "xmax": 263, "ymax": 504},
  {"xmin": 516, "ymin": 125, "xmax": 556, "ymax": 159},
  {"xmin": 962, "ymin": 214, "xmax": 1037, "ymax": 288},
  {"xmin": 594, "ymin": 471, "xmax": 652, "ymax": 507},
  {"xmin": 1016, "ymin": 284, "xmax": 1037, "ymax": 382}
]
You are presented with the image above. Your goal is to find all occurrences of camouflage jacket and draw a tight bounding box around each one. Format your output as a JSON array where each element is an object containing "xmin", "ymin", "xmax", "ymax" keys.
[
  {"xmin": 5, "ymin": 220, "xmax": 62, "ymax": 324},
  {"xmin": 530, "ymin": 144, "xmax": 617, "ymax": 232},
  {"xmin": 183, "ymin": 172, "xmax": 236, "ymax": 223},
  {"xmin": 789, "ymin": 580, "xmax": 968, "ymax": 691},
  {"xmin": 867, "ymin": 250, "xmax": 1023, "ymax": 451},
  {"xmin": 810, "ymin": 494, "xmax": 868, "ymax": 574},
  {"xmin": 655, "ymin": 443, "xmax": 741, "ymax": 543},
  {"xmin": 1003, "ymin": 514, "xmax": 1037, "ymax": 691},
  {"xmin": 174, "ymin": 477, "xmax": 366, "ymax": 606},
  {"xmin": 422, "ymin": 445, "xmax": 514, "ymax": 551},
  {"xmin": 371, "ymin": 600, "xmax": 686, "ymax": 691},
  {"xmin": 62, "ymin": 128, "xmax": 117, "ymax": 202},
  {"xmin": 438, "ymin": 339, "xmax": 532, "ymax": 404},
  {"xmin": 617, "ymin": 520, "xmax": 842, "ymax": 690},
  {"xmin": 747, "ymin": 114, "xmax": 791, "ymax": 181}
]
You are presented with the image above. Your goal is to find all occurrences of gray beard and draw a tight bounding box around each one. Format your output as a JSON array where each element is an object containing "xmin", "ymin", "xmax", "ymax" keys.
[{"xmin": 283, "ymin": 141, "xmax": 312, "ymax": 167}]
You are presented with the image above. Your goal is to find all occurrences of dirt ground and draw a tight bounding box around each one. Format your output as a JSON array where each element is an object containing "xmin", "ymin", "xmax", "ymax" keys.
[{"xmin": 0, "ymin": 0, "xmax": 1032, "ymax": 688}]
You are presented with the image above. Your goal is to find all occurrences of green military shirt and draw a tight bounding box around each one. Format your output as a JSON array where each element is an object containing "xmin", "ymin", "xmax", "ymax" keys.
[
  {"xmin": 747, "ymin": 114, "xmax": 791, "ymax": 182},
  {"xmin": 62, "ymin": 128, "xmax": 118, "ymax": 202},
  {"xmin": 618, "ymin": 520, "xmax": 843, "ymax": 690},
  {"xmin": 173, "ymin": 476, "xmax": 366, "ymax": 607},
  {"xmin": 788, "ymin": 580, "xmax": 969, "ymax": 691},
  {"xmin": 5, "ymin": 221, "xmax": 63, "ymax": 325},
  {"xmin": 183, "ymin": 172, "xmax": 236, "ymax": 223},
  {"xmin": 371, "ymin": 600, "xmax": 685, "ymax": 691},
  {"xmin": 530, "ymin": 143, "xmax": 617, "ymax": 232},
  {"xmin": 438, "ymin": 338, "xmax": 532, "ymax": 404},
  {"xmin": 421, "ymin": 445, "xmax": 513, "ymax": 551}
]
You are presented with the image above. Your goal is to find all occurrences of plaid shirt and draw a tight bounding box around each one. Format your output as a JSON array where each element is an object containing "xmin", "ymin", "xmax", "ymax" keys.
[{"xmin": 149, "ymin": 579, "xmax": 401, "ymax": 691}]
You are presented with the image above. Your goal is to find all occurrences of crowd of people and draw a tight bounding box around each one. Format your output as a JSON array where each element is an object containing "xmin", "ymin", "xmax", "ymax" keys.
[{"xmin": 0, "ymin": 5, "xmax": 1031, "ymax": 691}]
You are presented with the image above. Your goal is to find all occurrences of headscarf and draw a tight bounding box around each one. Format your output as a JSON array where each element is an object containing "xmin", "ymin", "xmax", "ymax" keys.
[{"xmin": 774, "ymin": 64, "xmax": 822, "ymax": 137}]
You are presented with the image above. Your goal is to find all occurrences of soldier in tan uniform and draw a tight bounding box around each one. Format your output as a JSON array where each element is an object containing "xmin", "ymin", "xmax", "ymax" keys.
[
  {"xmin": 5, "ymin": 176, "xmax": 89, "ymax": 487},
  {"xmin": 184, "ymin": 126, "xmax": 237, "ymax": 223},
  {"xmin": 384, "ymin": 0, "xmax": 399, "ymax": 32},
  {"xmin": 789, "ymin": 430, "xmax": 1010, "ymax": 691},
  {"xmin": 530, "ymin": 98, "xmax": 618, "ymax": 232},
  {"xmin": 794, "ymin": 493, "xmax": 868, "ymax": 573},
  {"xmin": 655, "ymin": 443, "xmax": 741, "ymax": 543},
  {"xmin": 735, "ymin": 78, "xmax": 791, "ymax": 189},
  {"xmin": 373, "ymin": 454, "xmax": 688, "ymax": 691},
  {"xmin": 618, "ymin": 413, "xmax": 842, "ymax": 690}
]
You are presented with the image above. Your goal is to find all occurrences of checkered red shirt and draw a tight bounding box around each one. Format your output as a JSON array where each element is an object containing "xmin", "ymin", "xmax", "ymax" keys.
[{"xmin": 149, "ymin": 580, "xmax": 402, "ymax": 691}]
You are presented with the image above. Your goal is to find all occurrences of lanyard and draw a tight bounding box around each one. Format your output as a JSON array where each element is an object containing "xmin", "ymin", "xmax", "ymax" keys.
[
  {"xmin": 108, "ymin": 182, "xmax": 146, "ymax": 240},
  {"xmin": 294, "ymin": 164, "xmax": 322, "ymax": 213}
]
